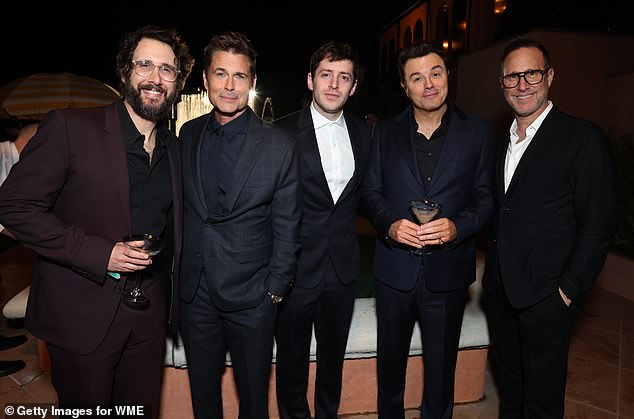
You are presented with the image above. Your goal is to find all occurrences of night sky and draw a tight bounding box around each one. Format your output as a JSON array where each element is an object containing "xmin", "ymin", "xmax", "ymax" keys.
[{"xmin": 1, "ymin": 1, "xmax": 414, "ymax": 119}]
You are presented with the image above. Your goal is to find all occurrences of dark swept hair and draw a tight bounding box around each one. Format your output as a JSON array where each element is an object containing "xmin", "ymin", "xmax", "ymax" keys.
[
  {"xmin": 397, "ymin": 42, "xmax": 448, "ymax": 82},
  {"xmin": 309, "ymin": 41, "xmax": 359, "ymax": 82},
  {"xmin": 203, "ymin": 31, "xmax": 257, "ymax": 79},
  {"xmin": 500, "ymin": 37, "xmax": 551, "ymax": 74},
  {"xmin": 115, "ymin": 25, "xmax": 194, "ymax": 93}
]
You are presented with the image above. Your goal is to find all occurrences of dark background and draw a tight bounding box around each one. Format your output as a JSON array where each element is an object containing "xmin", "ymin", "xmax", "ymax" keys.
[{"xmin": 1, "ymin": 1, "xmax": 416, "ymax": 119}]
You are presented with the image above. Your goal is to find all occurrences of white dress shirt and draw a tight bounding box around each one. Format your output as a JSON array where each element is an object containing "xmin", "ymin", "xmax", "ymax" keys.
[
  {"xmin": 504, "ymin": 101, "xmax": 553, "ymax": 192},
  {"xmin": 310, "ymin": 103, "xmax": 355, "ymax": 203}
]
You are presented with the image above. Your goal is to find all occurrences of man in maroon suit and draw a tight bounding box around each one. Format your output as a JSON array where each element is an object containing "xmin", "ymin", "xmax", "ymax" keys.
[{"xmin": 0, "ymin": 25, "xmax": 193, "ymax": 417}]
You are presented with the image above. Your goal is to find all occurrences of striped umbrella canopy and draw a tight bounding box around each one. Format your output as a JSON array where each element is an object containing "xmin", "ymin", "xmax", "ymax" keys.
[{"xmin": 0, "ymin": 73, "xmax": 120, "ymax": 120}]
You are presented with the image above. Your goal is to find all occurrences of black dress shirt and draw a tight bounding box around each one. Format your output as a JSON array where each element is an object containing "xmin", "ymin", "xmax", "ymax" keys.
[
  {"xmin": 411, "ymin": 103, "xmax": 451, "ymax": 193},
  {"xmin": 118, "ymin": 101, "xmax": 173, "ymax": 263}
]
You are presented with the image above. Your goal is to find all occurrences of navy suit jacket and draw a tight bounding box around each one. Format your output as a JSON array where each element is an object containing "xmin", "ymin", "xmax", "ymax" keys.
[
  {"xmin": 274, "ymin": 106, "xmax": 372, "ymax": 287},
  {"xmin": 361, "ymin": 103, "xmax": 494, "ymax": 292},
  {"xmin": 179, "ymin": 107, "xmax": 302, "ymax": 311},
  {"xmin": 0, "ymin": 103, "xmax": 183, "ymax": 353},
  {"xmin": 483, "ymin": 106, "xmax": 616, "ymax": 308}
]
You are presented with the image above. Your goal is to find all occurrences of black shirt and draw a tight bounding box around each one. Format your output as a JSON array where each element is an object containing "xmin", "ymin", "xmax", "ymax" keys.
[
  {"xmin": 117, "ymin": 100, "xmax": 173, "ymax": 241},
  {"xmin": 411, "ymin": 103, "xmax": 451, "ymax": 193}
]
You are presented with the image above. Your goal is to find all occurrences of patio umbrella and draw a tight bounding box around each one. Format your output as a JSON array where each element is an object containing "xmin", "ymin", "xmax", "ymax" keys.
[{"xmin": 0, "ymin": 73, "xmax": 120, "ymax": 120}]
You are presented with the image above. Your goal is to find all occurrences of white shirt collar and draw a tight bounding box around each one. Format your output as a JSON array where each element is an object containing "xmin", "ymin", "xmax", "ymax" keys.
[{"xmin": 509, "ymin": 101, "xmax": 553, "ymax": 144}]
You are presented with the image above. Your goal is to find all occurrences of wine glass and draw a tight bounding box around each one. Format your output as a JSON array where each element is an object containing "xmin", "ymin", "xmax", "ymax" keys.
[
  {"xmin": 409, "ymin": 199, "xmax": 441, "ymax": 255},
  {"xmin": 121, "ymin": 233, "xmax": 162, "ymax": 309}
]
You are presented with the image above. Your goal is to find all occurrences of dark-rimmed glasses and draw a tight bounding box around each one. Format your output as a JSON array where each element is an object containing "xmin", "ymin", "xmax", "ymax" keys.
[
  {"xmin": 500, "ymin": 69, "xmax": 548, "ymax": 89},
  {"xmin": 131, "ymin": 60, "xmax": 180, "ymax": 82}
]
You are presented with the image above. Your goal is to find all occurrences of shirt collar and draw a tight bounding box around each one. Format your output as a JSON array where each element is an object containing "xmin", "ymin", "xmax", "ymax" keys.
[
  {"xmin": 310, "ymin": 101, "xmax": 345, "ymax": 130},
  {"xmin": 211, "ymin": 108, "xmax": 251, "ymax": 141},
  {"xmin": 510, "ymin": 101, "xmax": 553, "ymax": 142},
  {"xmin": 118, "ymin": 99, "xmax": 171, "ymax": 150}
]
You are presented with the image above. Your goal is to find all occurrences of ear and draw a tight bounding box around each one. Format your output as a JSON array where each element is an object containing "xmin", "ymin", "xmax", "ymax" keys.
[
  {"xmin": 252, "ymin": 75, "xmax": 257, "ymax": 90},
  {"xmin": 546, "ymin": 67, "xmax": 554, "ymax": 88},
  {"xmin": 349, "ymin": 79, "xmax": 358, "ymax": 97},
  {"xmin": 307, "ymin": 73, "xmax": 314, "ymax": 91}
]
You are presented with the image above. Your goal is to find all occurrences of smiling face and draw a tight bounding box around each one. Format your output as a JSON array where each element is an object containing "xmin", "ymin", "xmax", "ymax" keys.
[
  {"xmin": 203, "ymin": 50, "xmax": 255, "ymax": 125},
  {"xmin": 501, "ymin": 46, "xmax": 554, "ymax": 126},
  {"xmin": 122, "ymin": 38, "xmax": 179, "ymax": 122},
  {"xmin": 400, "ymin": 53, "xmax": 448, "ymax": 115},
  {"xmin": 308, "ymin": 57, "xmax": 357, "ymax": 120}
]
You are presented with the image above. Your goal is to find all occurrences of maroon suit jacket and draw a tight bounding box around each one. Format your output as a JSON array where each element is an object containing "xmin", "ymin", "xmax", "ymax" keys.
[{"xmin": 0, "ymin": 102, "xmax": 182, "ymax": 354}]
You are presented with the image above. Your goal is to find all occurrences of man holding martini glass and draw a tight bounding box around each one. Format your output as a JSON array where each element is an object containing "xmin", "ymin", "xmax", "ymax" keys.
[
  {"xmin": 360, "ymin": 42, "xmax": 494, "ymax": 418},
  {"xmin": 0, "ymin": 25, "xmax": 193, "ymax": 417}
]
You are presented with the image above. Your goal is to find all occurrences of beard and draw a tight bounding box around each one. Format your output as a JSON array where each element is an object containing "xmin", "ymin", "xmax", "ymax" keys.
[{"xmin": 122, "ymin": 79, "xmax": 177, "ymax": 122}]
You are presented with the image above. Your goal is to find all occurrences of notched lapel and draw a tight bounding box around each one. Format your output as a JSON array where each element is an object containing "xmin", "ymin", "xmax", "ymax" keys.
[
  {"xmin": 298, "ymin": 124, "xmax": 333, "ymax": 203},
  {"xmin": 394, "ymin": 112, "xmax": 423, "ymax": 189},
  {"xmin": 427, "ymin": 113, "xmax": 466, "ymax": 192},
  {"xmin": 223, "ymin": 120, "xmax": 264, "ymax": 212},
  {"xmin": 191, "ymin": 114, "xmax": 213, "ymax": 214},
  {"xmin": 103, "ymin": 106, "xmax": 132, "ymax": 232}
]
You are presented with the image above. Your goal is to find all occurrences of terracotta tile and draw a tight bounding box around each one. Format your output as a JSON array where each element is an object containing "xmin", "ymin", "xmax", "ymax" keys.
[
  {"xmin": 578, "ymin": 288, "xmax": 624, "ymax": 334},
  {"xmin": 454, "ymin": 401, "xmax": 483, "ymax": 418},
  {"xmin": 564, "ymin": 399, "xmax": 616, "ymax": 418},
  {"xmin": 623, "ymin": 335, "xmax": 634, "ymax": 371},
  {"xmin": 621, "ymin": 369, "xmax": 634, "ymax": 418},
  {"xmin": 9, "ymin": 358, "xmax": 42, "ymax": 386},
  {"xmin": 569, "ymin": 323, "xmax": 620, "ymax": 367},
  {"xmin": 566, "ymin": 356, "xmax": 618, "ymax": 412},
  {"xmin": 22, "ymin": 373, "xmax": 57, "ymax": 404}
]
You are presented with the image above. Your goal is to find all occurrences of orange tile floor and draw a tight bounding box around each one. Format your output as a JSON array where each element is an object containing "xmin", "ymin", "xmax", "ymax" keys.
[{"xmin": 1, "ymin": 242, "xmax": 633, "ymax": 418}]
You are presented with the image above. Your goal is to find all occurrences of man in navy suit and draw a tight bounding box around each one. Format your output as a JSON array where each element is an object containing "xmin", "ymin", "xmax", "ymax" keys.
[
  {"xmin": 274, "ymin": 41, "xmax": 372, "ymax": 418},
  {"xmin": 0, "ymin": 26, "xmax": 193, "ymax": 416},
  {"xmin": 179, "ymin": 31, "xmax": 301, "ymax": 418},
  {"xmin": 361, "ymin": 42, "xmax": 494, "ymax": 418},
  {"xmin": 483, "ymin": 37, "xmax": 616, "ymax": 419}
]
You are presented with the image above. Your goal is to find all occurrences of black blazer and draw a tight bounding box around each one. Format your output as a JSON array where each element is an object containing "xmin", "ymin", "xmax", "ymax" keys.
[
  {"xmin": 361, "ymin": 103, "xmax": 494, "ymax": 292},
  {"xmin": 0, "ymin": 103, "xmax": 183, "ymax": 353},
  {"xmin": 274, "ymin": 106, "xmax": 372, "ymax": 287},
  {"xmin": 179, "ymin": 107, "xmax": 302, "ymax": 311},
  {"xmin": 483, "ymin": 105, "xmax": 616, "ymax": 308}
]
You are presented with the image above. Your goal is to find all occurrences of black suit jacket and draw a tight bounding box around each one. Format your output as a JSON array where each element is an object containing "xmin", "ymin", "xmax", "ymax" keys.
[
  {"xmin": 179, "ymin": 107, "xmax": 302, "ymax": 311},
  {"xmin": 274, "ymin": 107, "xmax": 372, "ymax": 287},
  {"xmin": 361, "ymin": 103, "xmax": 494, "ymax": 292},
  {"xmin": 0, "ymin": 103, "xmax": 183, "ymax": 353},
  {"xmin": 483, "ymin": 105, "xmax": 616, "ymax": 308}
]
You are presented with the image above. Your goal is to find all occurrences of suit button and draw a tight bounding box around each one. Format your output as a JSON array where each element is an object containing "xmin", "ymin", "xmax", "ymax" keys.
[
  {"xmin": 500, "ymin": 207, "xmax": 510, "ymax": 212},
  {"xmin": 196, "ymin": 251, "xmax": 203, "ymax": 257},
  {"xmin": 205, "ymin": 221, "xmax": 213, "ymax": 228}
]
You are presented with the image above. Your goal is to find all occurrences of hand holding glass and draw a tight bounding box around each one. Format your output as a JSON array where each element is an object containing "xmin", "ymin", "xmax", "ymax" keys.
[
  {"xmin": 121, "ymin": 234, "xmax": 162, "ymax": 309},
  {"xmin": 409, "ymin": 200, "xmax": 441, "ymax": 255}
]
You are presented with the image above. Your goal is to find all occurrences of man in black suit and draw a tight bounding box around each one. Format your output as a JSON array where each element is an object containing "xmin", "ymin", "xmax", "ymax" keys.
[
  {"xmin": 483, "ymin": 37, "xmax": 616, "ymax": 418},
  {"xmin": 179, "ymin": 31, "xmax": 301, "ymax": 418},
  {"xmin": 361, "ymin": 42, "xmax": 494, "ymax": 418},
  {"xmin": 0, "ymin": 26, "xmax": 193, "ymax": 416},
  {"xmin": 274, "ymin": 41, "xmax": 372, "ymax": 418}
]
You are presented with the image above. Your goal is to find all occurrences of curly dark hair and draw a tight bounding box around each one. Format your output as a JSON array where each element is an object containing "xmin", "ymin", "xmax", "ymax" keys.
[
  {"xmin": 115, "ymin": 25, "xmax": 194, "ymax": 93},
  {"xmin": 309, "ymin": 41, "xmax": 359, "ymax": 82}
]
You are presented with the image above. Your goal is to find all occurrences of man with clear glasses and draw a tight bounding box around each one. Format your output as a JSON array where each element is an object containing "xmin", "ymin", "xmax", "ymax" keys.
[
  {"xmin": 483, "ymin": 37, "xmax": 616, "ymax": 418},
  {"xmin": 0, "ymin": 25, "xmax": 193, "ymax": 417}
]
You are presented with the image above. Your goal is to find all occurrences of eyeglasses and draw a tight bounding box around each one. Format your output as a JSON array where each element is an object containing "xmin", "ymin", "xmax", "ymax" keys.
[
  {"xmin": 131, "ymin": 59, "xmax": 180, "ymax": 82},
  {"xmin": 500, "ymin": 68, "xmax": 548, "ymax": 89}
]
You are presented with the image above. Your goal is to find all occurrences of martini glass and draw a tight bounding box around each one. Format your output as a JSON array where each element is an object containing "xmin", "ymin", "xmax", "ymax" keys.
[
  {"xmin": 121, "ymin": 234, "xmax": 162, "ymax": 309},
  {"xmin": 409, "ymin": 200, "xmax": 441, "ymax": 255}
]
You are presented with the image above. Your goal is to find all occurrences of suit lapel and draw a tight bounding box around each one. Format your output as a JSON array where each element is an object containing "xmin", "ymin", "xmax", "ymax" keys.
[
  {"xmin": 191, "ymin": 114, "xmax": 213, "ymax": 214},
  {"xmin": 296, "ymin": 108, "xmax": 332, "ymax": 202},
  {"xmin": 336, "ymin": 113, "xmax": 364, "ymax": 204},
  {"xmin": 504, "ymin": 107, "xmax": 560, "ymax": 199},
  {"xmin": 103, "ymin": 104, "xmax": 132, "ymax": 232},
  {"xmin": 394, "ymin": 109, "xmax": 423, "ymax": 189},
  {"xmin": 496, "ymin": 136, "xmax": 509, "ymax": 199},
  {"xmin": 223, "ymin": 111, "xmax": 264, "ymax": 212},
  {"xmin": 427, "ymin": 107, "xmax": 465, "ymax": 192}
]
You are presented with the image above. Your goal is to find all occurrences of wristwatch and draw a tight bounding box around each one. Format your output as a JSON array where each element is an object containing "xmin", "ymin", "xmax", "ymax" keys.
[{"xmin": 267, "ymin": 292, "xmax": 284, "ymax": 304}]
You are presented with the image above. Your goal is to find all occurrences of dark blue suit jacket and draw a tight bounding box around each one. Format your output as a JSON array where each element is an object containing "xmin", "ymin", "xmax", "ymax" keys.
[
  {"xmin": 179, "ymin": 107, "xmax": 302, "ymax": 311},
  {"xmin": 361, "ymin": 103, "xmax": 494, "ymax": 292},
  {"xmin": 275, "ymin": 106, "xmax": 372, "ymax": 287},
  {"xmin": 483, "ymin": 106, "xmax": 616, "ymax": 308}
]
